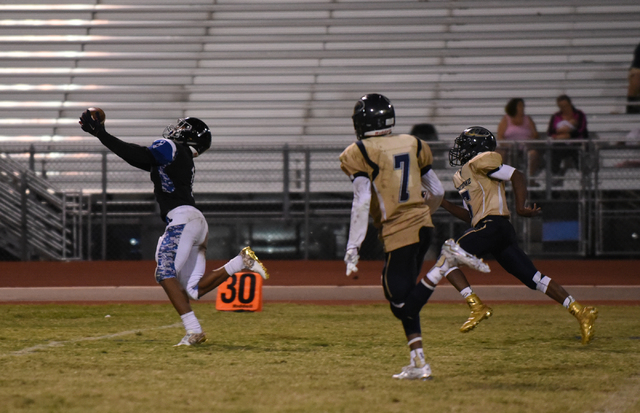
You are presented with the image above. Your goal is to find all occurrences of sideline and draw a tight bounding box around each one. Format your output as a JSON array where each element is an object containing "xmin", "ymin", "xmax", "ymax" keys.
[
  {"xmin": 6, "ymin": 322, "xmax": 181, "ymax": 357},
  {"xmin": 1, "ymin": 285, "xmax": 639, "ymax": 303}
]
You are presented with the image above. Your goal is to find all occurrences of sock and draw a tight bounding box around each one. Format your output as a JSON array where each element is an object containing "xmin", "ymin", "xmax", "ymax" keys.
[
  {"xmin": 460, "ymin": 287, "xmax": 473, "ymax": 298},
  {"xmin": 410, "ymin": 347, "xmax": 426, "ymax": 367},
  {"xmin": 180, "ymin": 311, "xmax": 202, "ymax": 334},
  {"xmin": 563, "ymin": 295, "xmax": 575, "ymax": 309},
  {"xmin": 223, "ymin": 255, "xmax": 244, "ymax": 276}
]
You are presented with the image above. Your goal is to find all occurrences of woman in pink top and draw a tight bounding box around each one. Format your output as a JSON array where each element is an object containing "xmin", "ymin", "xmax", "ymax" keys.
[{"xmin": 496, "ymin": 98, "xmax": 541, "ymax": 176}]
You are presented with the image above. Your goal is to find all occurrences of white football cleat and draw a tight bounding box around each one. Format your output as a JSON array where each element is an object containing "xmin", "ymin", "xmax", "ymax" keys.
[
  {"xmin": 392, "ymin": 363, "xmax": 432, "ymax": 381},
  {"xmin": 174, "ymin": 330, "xmax": 207, "ymax": 347},
  {"xmin": 441, "ymin": 239, "xmax": 490, "ymax": 273},
  {"xmin": 241, "ymin": 246, "xmax": 269, "ymax": 280}
]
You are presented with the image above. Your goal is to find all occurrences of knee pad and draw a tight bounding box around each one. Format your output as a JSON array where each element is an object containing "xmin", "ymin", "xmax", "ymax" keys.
[
  {"xmin": 531, "ymin": 271, "xmax": 551, "ymax": 293},
  {"xmin": 390, "ymin": 302, "xmax": 422, "ymax": 336},
  {"xmin": 389, "ymin": 301, "xmax": 406, "ymax": 320}
]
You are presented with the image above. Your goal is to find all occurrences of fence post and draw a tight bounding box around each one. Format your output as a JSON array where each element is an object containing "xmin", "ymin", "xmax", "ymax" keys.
[
  {"xmin": 61, "ymin": 193, "xmax": 67, "ymax": 260},
  {"xmin": 28, "ymin": 144, "xmax": 35, "ymax": 172},
  {"xmin": 283, "ymin": 144, "xmax": 290, "ymax": 220},
  {"xmin": 20, "ymin": 172, "xmax": 28, "ymax": 261},
  {"xmin": 544, "ymin": 140, "xmax": 553, "ymax": 200},
  {"xmin": 87, "ymin": 193, "xmax": 93, "ymax": 261},
  {"xmin": 303, "ymin": 149, "xmax": 311, "ymax": 259},
  {"xmin": 101, "ymin": 152, "xmax": 108, "ymax": 260}
]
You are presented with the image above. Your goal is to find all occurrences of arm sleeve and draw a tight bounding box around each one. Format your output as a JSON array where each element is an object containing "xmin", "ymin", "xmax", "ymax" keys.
[
  {"xmin": 96, "ymin": 130, "xmax": 154, "ymax": 171},
  {"xmin": 488, "ymin": 164, "xmax": 516, "ymax": 181},
  {"xmin": 422, "ymin": 169, "xmax": 444, "ymax": 212},
  {"xmin": 346, "ymin": 176, "xmax": 371, "ymax": 251}
]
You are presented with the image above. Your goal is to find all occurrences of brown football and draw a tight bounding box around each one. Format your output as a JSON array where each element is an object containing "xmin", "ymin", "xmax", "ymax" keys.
[{"xmin": 88, "ymin": 107, "xmax": 105, "ymax": 124}]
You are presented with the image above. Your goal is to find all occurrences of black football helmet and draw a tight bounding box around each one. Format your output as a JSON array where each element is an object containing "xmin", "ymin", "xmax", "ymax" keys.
[
  {"xmin": 449, "ymin": 126, "xmax": 497, "ymax": 166},
  {"xmin": 162, "ymin": 117, "xmax": 211, "ymax": 156},
  {"xmin": 352, "ymin": 93, "xmax": 395, "ymax": 140}
]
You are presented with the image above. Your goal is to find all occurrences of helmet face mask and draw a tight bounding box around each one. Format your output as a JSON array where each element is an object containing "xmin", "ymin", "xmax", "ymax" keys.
[
  {"xmin": 162, "ymin": 117, "xmax": 211, "ymax": 156},
  {"xmin": 449, "ymin": 126, "xmax": 497, "ymax": 166},
  {"xmin": 352, "ymin": 94, "xmax": 395, "ymax": 140}
]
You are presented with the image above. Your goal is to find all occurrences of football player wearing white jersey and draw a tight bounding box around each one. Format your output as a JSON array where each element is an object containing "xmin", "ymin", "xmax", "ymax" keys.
[
  {"xmin": 340, "ymin": 94, "xmax": 488, "ymax": 380},
  {"xmin": 80, "ymin": 110, "xmax": 268, "ymax": 346},
  {"xmin": 439, "ymin": 126, "xmax": 598, "ymax": 344}
]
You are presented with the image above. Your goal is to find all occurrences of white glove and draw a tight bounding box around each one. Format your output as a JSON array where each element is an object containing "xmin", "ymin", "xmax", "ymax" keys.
[{"xmin": 344, "ymin": 248, "xmax": 359, "ymax": 276}]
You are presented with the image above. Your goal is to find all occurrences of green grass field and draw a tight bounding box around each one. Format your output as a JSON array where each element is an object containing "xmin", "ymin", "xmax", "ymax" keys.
[{"xmin": 1, "ymin": 303, "xmax": 639, "ymax": 413}]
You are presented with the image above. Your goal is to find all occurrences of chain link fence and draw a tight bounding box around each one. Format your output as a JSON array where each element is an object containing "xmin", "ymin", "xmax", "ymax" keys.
[{"xmin": 0, "ymin": 139, "xmax": 638, "ymax": 261}]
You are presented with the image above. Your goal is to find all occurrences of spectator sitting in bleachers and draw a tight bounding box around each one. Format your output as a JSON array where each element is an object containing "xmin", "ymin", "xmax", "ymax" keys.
[
  {"xmin": 410, "ymin": 123, "xmax": 446, "ymax": 169},
  {"xmin": 496, "ymin": 98, "xmax": 541, "ymax": 178},
  {"xmin": 546, "ymin": 94, "xmax": 588, "ymax": 176},
  {"xmin": 410, "ymin": 123, "xmax": 438, "ymax": 142}
]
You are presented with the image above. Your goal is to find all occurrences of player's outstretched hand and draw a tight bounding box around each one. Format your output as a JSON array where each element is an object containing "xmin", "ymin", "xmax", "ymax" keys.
[
  {"xmin": 344, "ymin": 248, "xmax": 359, "ymax": 276},
  {"xmin": 79, "ymin": 109, "xmax": 105, "ymax": 137},
  {"xmin": 517, "ymin": 203, "xmax": 541, "ymax": 218}
]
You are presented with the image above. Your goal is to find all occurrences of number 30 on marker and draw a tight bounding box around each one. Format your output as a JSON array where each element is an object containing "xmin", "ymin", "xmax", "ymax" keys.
[{"xmin": 215, "ymin": 271, "xmax": 263, "ymax": 312}]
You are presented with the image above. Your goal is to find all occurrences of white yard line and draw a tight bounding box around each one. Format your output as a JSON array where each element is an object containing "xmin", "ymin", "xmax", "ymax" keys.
[
  {"xmin": 5, "ymin": 322, "xmax": 181, "ymax": 357},
  {"xmin": 591, "ymin": 373, "xmax": 640, "ymax": 413}
]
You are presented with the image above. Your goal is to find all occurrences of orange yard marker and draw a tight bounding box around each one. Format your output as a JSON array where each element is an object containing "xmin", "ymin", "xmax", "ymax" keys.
[{"xmin": 215, "ymin": 271, "xmax": 263, "ymax": 312}]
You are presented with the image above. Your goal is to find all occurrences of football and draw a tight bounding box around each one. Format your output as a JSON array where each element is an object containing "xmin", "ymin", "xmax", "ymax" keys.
[{"xmin": 88, "ymin": 107, "xmax": 105, "ymax": 124}]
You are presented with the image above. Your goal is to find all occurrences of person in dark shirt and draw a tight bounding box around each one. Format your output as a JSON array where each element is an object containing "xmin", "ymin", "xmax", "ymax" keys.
[
  {"xmin": 628, "ymin": 42, "xmax": 640, "ymax": 114},
  {"xmin": 546, "ymin": 95, "xmax": 588, "ymax": 176},
  {"xmin": 79, "ymin": 109, "xmax": 268, "ymax": 346}
]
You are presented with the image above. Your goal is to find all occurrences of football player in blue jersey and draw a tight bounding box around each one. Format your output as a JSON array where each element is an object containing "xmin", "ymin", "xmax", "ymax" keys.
[{"xmin": 80, "ymin": 109, "xmax": 268, "ymax": 347}]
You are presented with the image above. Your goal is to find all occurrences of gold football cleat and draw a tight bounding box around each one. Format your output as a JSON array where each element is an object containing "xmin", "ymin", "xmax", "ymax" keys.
[
  {"xmin": 569, "ymin": 302, "xmax": 598, "ymax": 344},
  {"xmin": 241, "ymin": 246, "xmax": 269, "ymax": 280},
  {"xmin": 460, "ymin": 293, "xmax": 493, "ymax": 333}
]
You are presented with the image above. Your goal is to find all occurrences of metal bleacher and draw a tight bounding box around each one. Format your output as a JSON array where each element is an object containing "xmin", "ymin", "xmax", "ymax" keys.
[
  {"xmin": 0, "ymin": 0, "xmax": 639, "ymax": 150},
  {"xmin": 0, "ymin": 0, "xmax": 639, "ymax": 259}
]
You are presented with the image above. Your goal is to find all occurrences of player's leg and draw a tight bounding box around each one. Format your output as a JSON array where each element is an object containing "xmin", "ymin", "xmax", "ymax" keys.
[
  {"xmin": 193, "ymin": 245, "xmax": 270, "ymax": 300},
  {"xmin": 427, "ymin": 262, "xmax": 492, "ymax": 334},
  {"xmin": 155, "ymin": 221, "xmax": 206, "ymax": 346},
  {"xmin": 493, "ymin": 222, "xmax": 598, "ymax": 344},
  {"xmin": 157, "ymin": 207, "xmax": 211, "ymax": 346},
  {"xmin": 441, "ymin": 239, "xmax": 490, "ymax": 273},
  {"xmin": 447, "ymin": 224, "xmax": 500, "ymax": 332},
  {"xmin": 384, "ymin": 229, "xmax": 434, "ymax": 380},
  {"xmin": 174, "ymin": 213, "xmax": 208, "ymax": 300}
]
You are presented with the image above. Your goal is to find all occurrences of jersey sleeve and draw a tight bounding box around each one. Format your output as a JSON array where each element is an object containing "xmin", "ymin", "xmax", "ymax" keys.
[
  {"xmin": 96, "ymin": 130, "xmax": 153, "ymax": 171},
  {"xmin": 488, "ymin": 164, "xmax": 516, "ymax": 181},
  {"xmin": 339, "ymin": 143, "xmax": 369, "ymax": 181},
  {"xmin": 148, "ymin": 139, "xmax": 177, "ymax": 166},
  {"xmin": 469, "ymin": 152, "xmax": 503, "ymax": 176},
  {"xmin": 417, "ymin": 140, "xmax": 434, "ymax": 176}
]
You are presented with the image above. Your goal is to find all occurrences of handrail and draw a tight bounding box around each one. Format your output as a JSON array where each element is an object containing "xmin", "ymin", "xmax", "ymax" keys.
[{"xmin": 0, "ymin": 154, "xmax": 83, "ymax": 260}]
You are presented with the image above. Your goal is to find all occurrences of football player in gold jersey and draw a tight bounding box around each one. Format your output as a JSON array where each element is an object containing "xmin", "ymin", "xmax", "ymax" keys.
[
  {"xmin": 439, "ymin": 126, "xmax": 598, "ymax": 344},
  {"xmin": 341, "ymin": 94, "xmax": 468, "ymax": 380}
]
